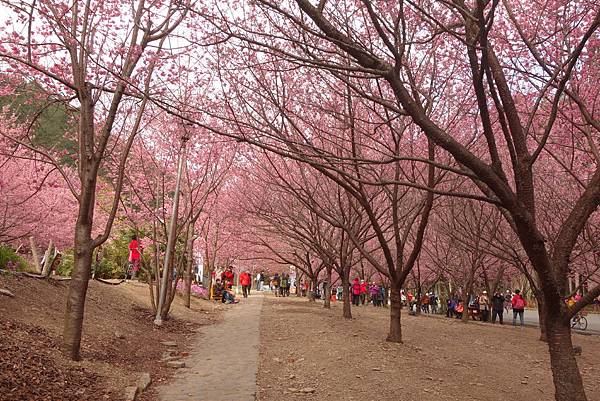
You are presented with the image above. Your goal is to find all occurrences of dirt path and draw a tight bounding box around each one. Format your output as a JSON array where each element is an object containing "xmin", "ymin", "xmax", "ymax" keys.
[
  {"xmin": 257, "ymin": 295, "xmax": 600, "ymax": 401},
  {"xmin": 158, "ymin": 293, "xmax": 264, "ymax": 401}
]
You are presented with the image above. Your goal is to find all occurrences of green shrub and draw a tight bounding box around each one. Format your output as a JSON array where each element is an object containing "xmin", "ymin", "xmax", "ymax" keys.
[
  {"xmin": 57, "ymin": 249, "xmax": 74, "ymax": 277},
  {"xmin": 54, "ymin": 230, "xmax": 158, "ymax": 279},
  {"xmin": 0, "ymin": 244, "xmax": 32, "ymax": 272}
]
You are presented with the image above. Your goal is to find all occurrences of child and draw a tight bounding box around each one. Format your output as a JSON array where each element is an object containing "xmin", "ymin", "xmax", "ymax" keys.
[{"xmin": 455, "ymin": 301, "xmax": 464, "ymax": 319}]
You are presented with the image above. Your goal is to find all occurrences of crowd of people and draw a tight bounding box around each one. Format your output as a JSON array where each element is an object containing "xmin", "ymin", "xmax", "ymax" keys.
[
  {"xmin": 442, "ymin": 289, "xmax": 527, "ymax": 326},
  {"xmin": 349, "ymin": 278, "xmax": 388, "ymax": 307},
  {"xmin": 206, "ymin": 267, "xmax": 541, "ymax": 330},
  {"xmin": 269, "ymin": 273, "xmax": 292, "ymax": 297},
  {"xmin": 121, "ymin": 236, "xmax": 574, "ymax": 331}
]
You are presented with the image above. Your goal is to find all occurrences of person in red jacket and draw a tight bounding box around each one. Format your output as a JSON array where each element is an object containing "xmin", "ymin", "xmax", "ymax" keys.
[
  {"xmin": 352, "ymin": 277, "xmax": 361, "ymax": 306},
  {"xmin": 240, "ymin": 271, "xmax": 251, "ymax": 298},
  {"xmin": 128, "ymin": 235, "xmax": 142, "ymax": 279},
  {"xmin": 511, "ymin": 289, "xmax": 527, "ymax": 327},
  {"xmin": 221, "ymin": 266, "xmax": 235, "ymax": 289},
  {"xmin": 360, "ymin": 279, "xmax": 368, "ymax": 305}
]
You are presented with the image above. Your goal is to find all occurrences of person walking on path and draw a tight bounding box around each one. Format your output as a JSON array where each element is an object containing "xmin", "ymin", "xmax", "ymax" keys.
[
  {"xmin": 407, "ymin": 291, "xmax": 415, "ymax": 313},
  {"xmin": 285, "ymin": 274, "xmax": 291, "ymax": 296},
  {"xmin": 272, "ymin": 273, "xmax": 281, "ymax": 297},
  {"xmin": 504, "ymin": 290, "xmax": 512, "ymax": 315},
  {"xmin": 421, "ymin": 293, "xmax": 430, "ymax": 313},
  {"xmin": 352, "ymin": 277, "xmax": 361, "ymax": 306},
  {"xmin": 429, "ymin": 293, "xmax": 438, "ymax": 314},
  {"xmin": 455, "ymin": 300, "xmax": 464, "ymax": 319},
  {"xmin": 491, "ymin": 291, "xmax": 505, "ymax": 324},
  {"xmin": 360, "ymin": 280, "xmax": 367, "ymax": 305},
  {"xmin": 240, "ymin": 271, "xmax": 251, "ymax": 298},
  {"xmin": 447, "ymin": 297, "xmax": 456, "ymax": 318},
  {"xmin": 280, "ymin": 274, "xmax": 289, "ymax": 297},
  {"xmin": 369, "ymin": 283, "xmax": 380, "ymax": 306},
  {"xmin": 511, "ymin": 289, "xmax": 527, "ymax": 327},
  {"xmin": 255, "ymin": 271, "xmax": 263, "ymax": 291},
  {"xmin": 380, "ymin": 285, "xmax": 388, "ymax": 307},
  {"xmin": 479, "ymin": 291, "xmax": 490, "ymax": 322},
  {"xmin": 128, "ymin": 235, "xmax": 141, "ymax": 280}
]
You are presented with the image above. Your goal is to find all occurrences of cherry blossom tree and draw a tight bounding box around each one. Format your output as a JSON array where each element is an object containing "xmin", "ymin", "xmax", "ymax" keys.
[
  {"xmin": 194, "ymin": 1, "xmax": 600, "ymax": 399},
  {"xmin": 0, "ymin": 120, "xmax": 77, "ymax": 250},
  {"xmin": 0, "ymin": 0, "xmax": 190, "ymax": 359}
]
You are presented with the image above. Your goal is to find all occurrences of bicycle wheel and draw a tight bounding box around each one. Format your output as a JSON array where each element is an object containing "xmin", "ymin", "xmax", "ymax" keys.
[
  {"xmin": 571, "ymin": 317, "xmax": 578, "ymax": 329},
  {"xmin": 578, "ymin": 316, "xmax": 588, "ymax": 331}
]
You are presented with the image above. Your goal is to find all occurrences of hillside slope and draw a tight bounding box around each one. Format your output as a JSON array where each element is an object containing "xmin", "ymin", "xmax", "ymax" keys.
[{"xmin": 0, "ymin": 274, "xmax": 221, "ymax": 401}]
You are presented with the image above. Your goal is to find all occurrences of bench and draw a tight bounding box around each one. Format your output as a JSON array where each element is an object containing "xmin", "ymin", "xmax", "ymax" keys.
[{"xmin": 210, "ymin": 286, "xmax": 223, "ymax": 302}]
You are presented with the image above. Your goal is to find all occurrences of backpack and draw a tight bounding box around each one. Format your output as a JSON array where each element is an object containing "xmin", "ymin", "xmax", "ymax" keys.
[{"xmin": 514, "ymin": 296, "xmax": 525, "ymax": 309}]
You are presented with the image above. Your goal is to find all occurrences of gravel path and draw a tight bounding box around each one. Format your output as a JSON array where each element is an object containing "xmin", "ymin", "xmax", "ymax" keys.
[{"xmin": 159, "ymin": 293, "xmax": 263, "ymax": 401}]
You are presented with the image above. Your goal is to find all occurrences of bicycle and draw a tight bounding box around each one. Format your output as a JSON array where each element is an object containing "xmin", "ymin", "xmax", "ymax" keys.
[{"xmin": 571, "ymin": 313, "xmax": 588, "ymax": 331}]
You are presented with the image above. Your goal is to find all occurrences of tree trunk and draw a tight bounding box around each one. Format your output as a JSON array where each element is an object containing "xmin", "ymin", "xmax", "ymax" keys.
[
  {"xmin": 62, "ymin": 221, "xmax": 93, "ymax": 360},
  {"xmin": 537, "ymin": 294, "xmax": 547, "ymax": 342},
  {"xmin": 147, "ymin": 269, "xmax": 157, "ymax": 313},
  {"xmin": 41, "ymin": 240, "xmax": 54, "ymax": 277},
  {"xmin": 323, "ymin": 266, "xmax": 332, "ymax": 309},
  {"xmin": 341, "ymin": 269, "xmax": 352, "ymax": 319},
  {"xmin": 184, "ymin": 235, "xmax": 194, "ymax": 308},
  {"xmin": 163, "ymin": 276, "xmax": 179, "ymax": 319},
  {"xmin": 154, "ymin": 142, "xmax": 185, "ymax": 325},
  {"xmin": 387, "ymin": 283, "xmax": 402, "ymax": 343},
  {"xmin": 29, "ymin": 237, "xmax": 41, "ymax": 273},
  {"xmin": 546, "ymin": 316, "xmax": 587, "ymax": 401},
  {"xmin": 308, "ymin": 276, "xmax": 317, "ymax": 302},
  {"xmin": 295, "ymin": 269, "xmax": 301, "ymax": 297},
  {"xmin": 151, "ymin": 185, "xmax": 161, "ymax": 313}
]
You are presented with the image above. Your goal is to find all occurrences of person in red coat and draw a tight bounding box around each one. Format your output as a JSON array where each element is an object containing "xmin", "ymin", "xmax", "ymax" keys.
[
  {"xmin": 221, "ymin": 266, "xmax": 235, "ymax": 289},
  {"xmin": 360, "ymin": 280, "xmax": 368, "ymax": 305},
  {"xmin": 240, "ymin": 271, "xmax": 251, "ymax": 298},
  {"xmin": 352, "ymin": 277, "xmax": 361, "ymax": 306},
  {"xmin": 511, "ymin": 289, "xmax": 527, "ymax": 327},
  {"xmin": 128, "ymin": 235, "xmax": 142, "ymax": 279}
]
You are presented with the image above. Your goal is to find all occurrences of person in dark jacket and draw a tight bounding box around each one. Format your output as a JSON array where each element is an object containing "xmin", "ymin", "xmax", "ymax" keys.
[{"xmin": 491, "ymin": 291, "xmax": 505, "ymax": 324}]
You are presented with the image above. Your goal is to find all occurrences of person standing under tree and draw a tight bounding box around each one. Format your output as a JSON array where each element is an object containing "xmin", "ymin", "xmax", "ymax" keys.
[
  {"xmin": 128, "ymin": 235, "xmax": 141, "ymax": 280},
  {"xmin": 491, "ymin": 291, "xmax": 505, "ymax": 324},
  {"xmin": 280, "ymin": 274, "xmax": 288, "ymax": 297},
  {"xmin": 429, "ymin": 292, "xmax": 438, "ymax": 314},
  {"xmin": 360, "ymin": 279, "xmax": 367, "ymax": 305},
  {"xmin": 221, "ymin": 266, "xmax": 235, "ymax": 289},
  {"xmin": 272, "ymin": 273, "xmax": 280, "ymax": 297},
  {"xmin": 479, "ymin": 291, "xmax": 490, "ymax": 322},
  {"xmin": 352, "ymin": 277, "xmax": 361, "ymax": 306},
  {"xmin": 511, "ymin": 289, "xmax": 527, "ymax": 327},
  {"xmin": 369, "ymin": 282, "xmax": 380, "ymax": 306},
  {"xmin": 256, "ymin": 271, "xmax": 263, "ymax": 291},
  {"xmin": 285, "ymin": 273, "xmax": 291, "ymax": 296},
  {"xmin": 240, "ymin": 271, "xmax": 251, "ymax": 298}
]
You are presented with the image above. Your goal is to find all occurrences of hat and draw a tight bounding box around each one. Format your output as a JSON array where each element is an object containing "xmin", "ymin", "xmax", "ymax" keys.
[{"xmin": 482, "ymin": 291, "xmax": 487, "ymax": 294}]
